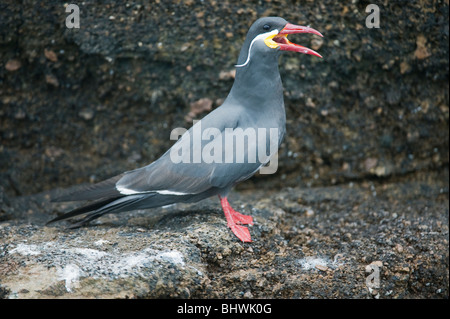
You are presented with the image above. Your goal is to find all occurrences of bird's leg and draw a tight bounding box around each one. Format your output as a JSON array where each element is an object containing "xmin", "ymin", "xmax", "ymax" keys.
[{"xmin": 219, "ymin": 195, "xmax": 252, "ymax": 242}]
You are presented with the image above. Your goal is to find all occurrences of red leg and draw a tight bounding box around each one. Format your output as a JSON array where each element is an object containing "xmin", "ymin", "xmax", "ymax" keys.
[{"xmin": 219, "ymin": 195, "xmax": 252, "ymax": 242}]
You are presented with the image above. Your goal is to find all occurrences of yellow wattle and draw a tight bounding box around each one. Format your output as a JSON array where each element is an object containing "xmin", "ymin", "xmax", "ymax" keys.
[{"xmin": 264, "ymin": 33, "xmax": 280, "ymax": 49}]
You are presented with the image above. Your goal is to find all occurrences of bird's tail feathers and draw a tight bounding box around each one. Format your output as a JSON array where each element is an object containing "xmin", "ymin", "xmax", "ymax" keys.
[
  {"xmin": 52, "ymin": 174, "xmax": 124, "ymax": 202},
  {"xmin": 47, "ymin": 194, "xmax": 147, "ymax": 227}
]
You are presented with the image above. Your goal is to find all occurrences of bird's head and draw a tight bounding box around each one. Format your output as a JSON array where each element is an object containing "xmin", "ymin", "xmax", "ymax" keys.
[{"xmin": 236, "ymin": 17, "xmax": 323, "ymax": 68}]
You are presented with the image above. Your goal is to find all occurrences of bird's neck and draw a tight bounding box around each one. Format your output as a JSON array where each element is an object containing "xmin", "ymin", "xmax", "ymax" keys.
[{"xmin": 228, "ymin": 54, "xmax": 283, "ymax": 109}]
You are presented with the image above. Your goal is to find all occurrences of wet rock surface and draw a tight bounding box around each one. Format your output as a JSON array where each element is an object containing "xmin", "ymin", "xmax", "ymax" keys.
[
  {"xmin": 1, "ymin": 170, "xmax": 448, "ymax": 298},
  {"xmin": 0, "ymin": 1, "xmax": 448, "ymax": 299}
]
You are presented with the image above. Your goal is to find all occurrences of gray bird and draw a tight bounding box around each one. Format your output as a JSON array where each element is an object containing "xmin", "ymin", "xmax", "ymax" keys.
[{"xmin": 48, "ymin": 17, "xmax": 323, "ymax": 242}]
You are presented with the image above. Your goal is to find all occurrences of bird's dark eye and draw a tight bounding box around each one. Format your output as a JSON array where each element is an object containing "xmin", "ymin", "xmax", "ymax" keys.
[{"xmin": 263, "ymin": 24, "xmax": 271, "ymax": 31}]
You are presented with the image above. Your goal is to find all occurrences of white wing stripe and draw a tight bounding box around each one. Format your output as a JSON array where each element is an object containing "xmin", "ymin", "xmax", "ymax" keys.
[
  {"xmin": 116, "ymin": 185, "xmax": 189, "ymax": 196},
  {"xmin": 155, "ymin": 190, "xmax": 189, "ymax": 195},
  {"xmin": 116, "ymin": 186, "xmax": 140, "ymax": 195}
]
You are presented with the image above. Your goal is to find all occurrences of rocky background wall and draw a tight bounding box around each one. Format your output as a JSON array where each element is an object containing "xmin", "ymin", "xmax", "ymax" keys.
[{"xmin": 0, "ymin": 0, "xmax": 448, "ymax": 299}]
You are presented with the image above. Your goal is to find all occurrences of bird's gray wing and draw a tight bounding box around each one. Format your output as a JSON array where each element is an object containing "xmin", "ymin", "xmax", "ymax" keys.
[{"xmin": 115, "ymin": 105, "xmax": 272, "ymax": 196}]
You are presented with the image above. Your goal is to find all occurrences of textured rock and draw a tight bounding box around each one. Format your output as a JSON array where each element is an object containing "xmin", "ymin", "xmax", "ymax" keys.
[
  {"xmin": 2, "ymin": 227, "xmax": 206, "ymax": 298},
  {"xmin": 0, "ymin": 172, "xmax": 448, "ymax": 299}
]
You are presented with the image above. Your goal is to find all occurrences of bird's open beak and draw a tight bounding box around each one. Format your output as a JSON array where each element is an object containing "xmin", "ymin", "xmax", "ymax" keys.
[{"xmin": 265, "ymin": 23, "xmax": 323, "ymax": 58}]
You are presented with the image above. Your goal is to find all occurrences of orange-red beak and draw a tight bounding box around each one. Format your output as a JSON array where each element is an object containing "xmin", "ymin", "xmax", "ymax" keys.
[{"xmin": 273, "ymin": 23, "xmax": 323, "ymax": 58}]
